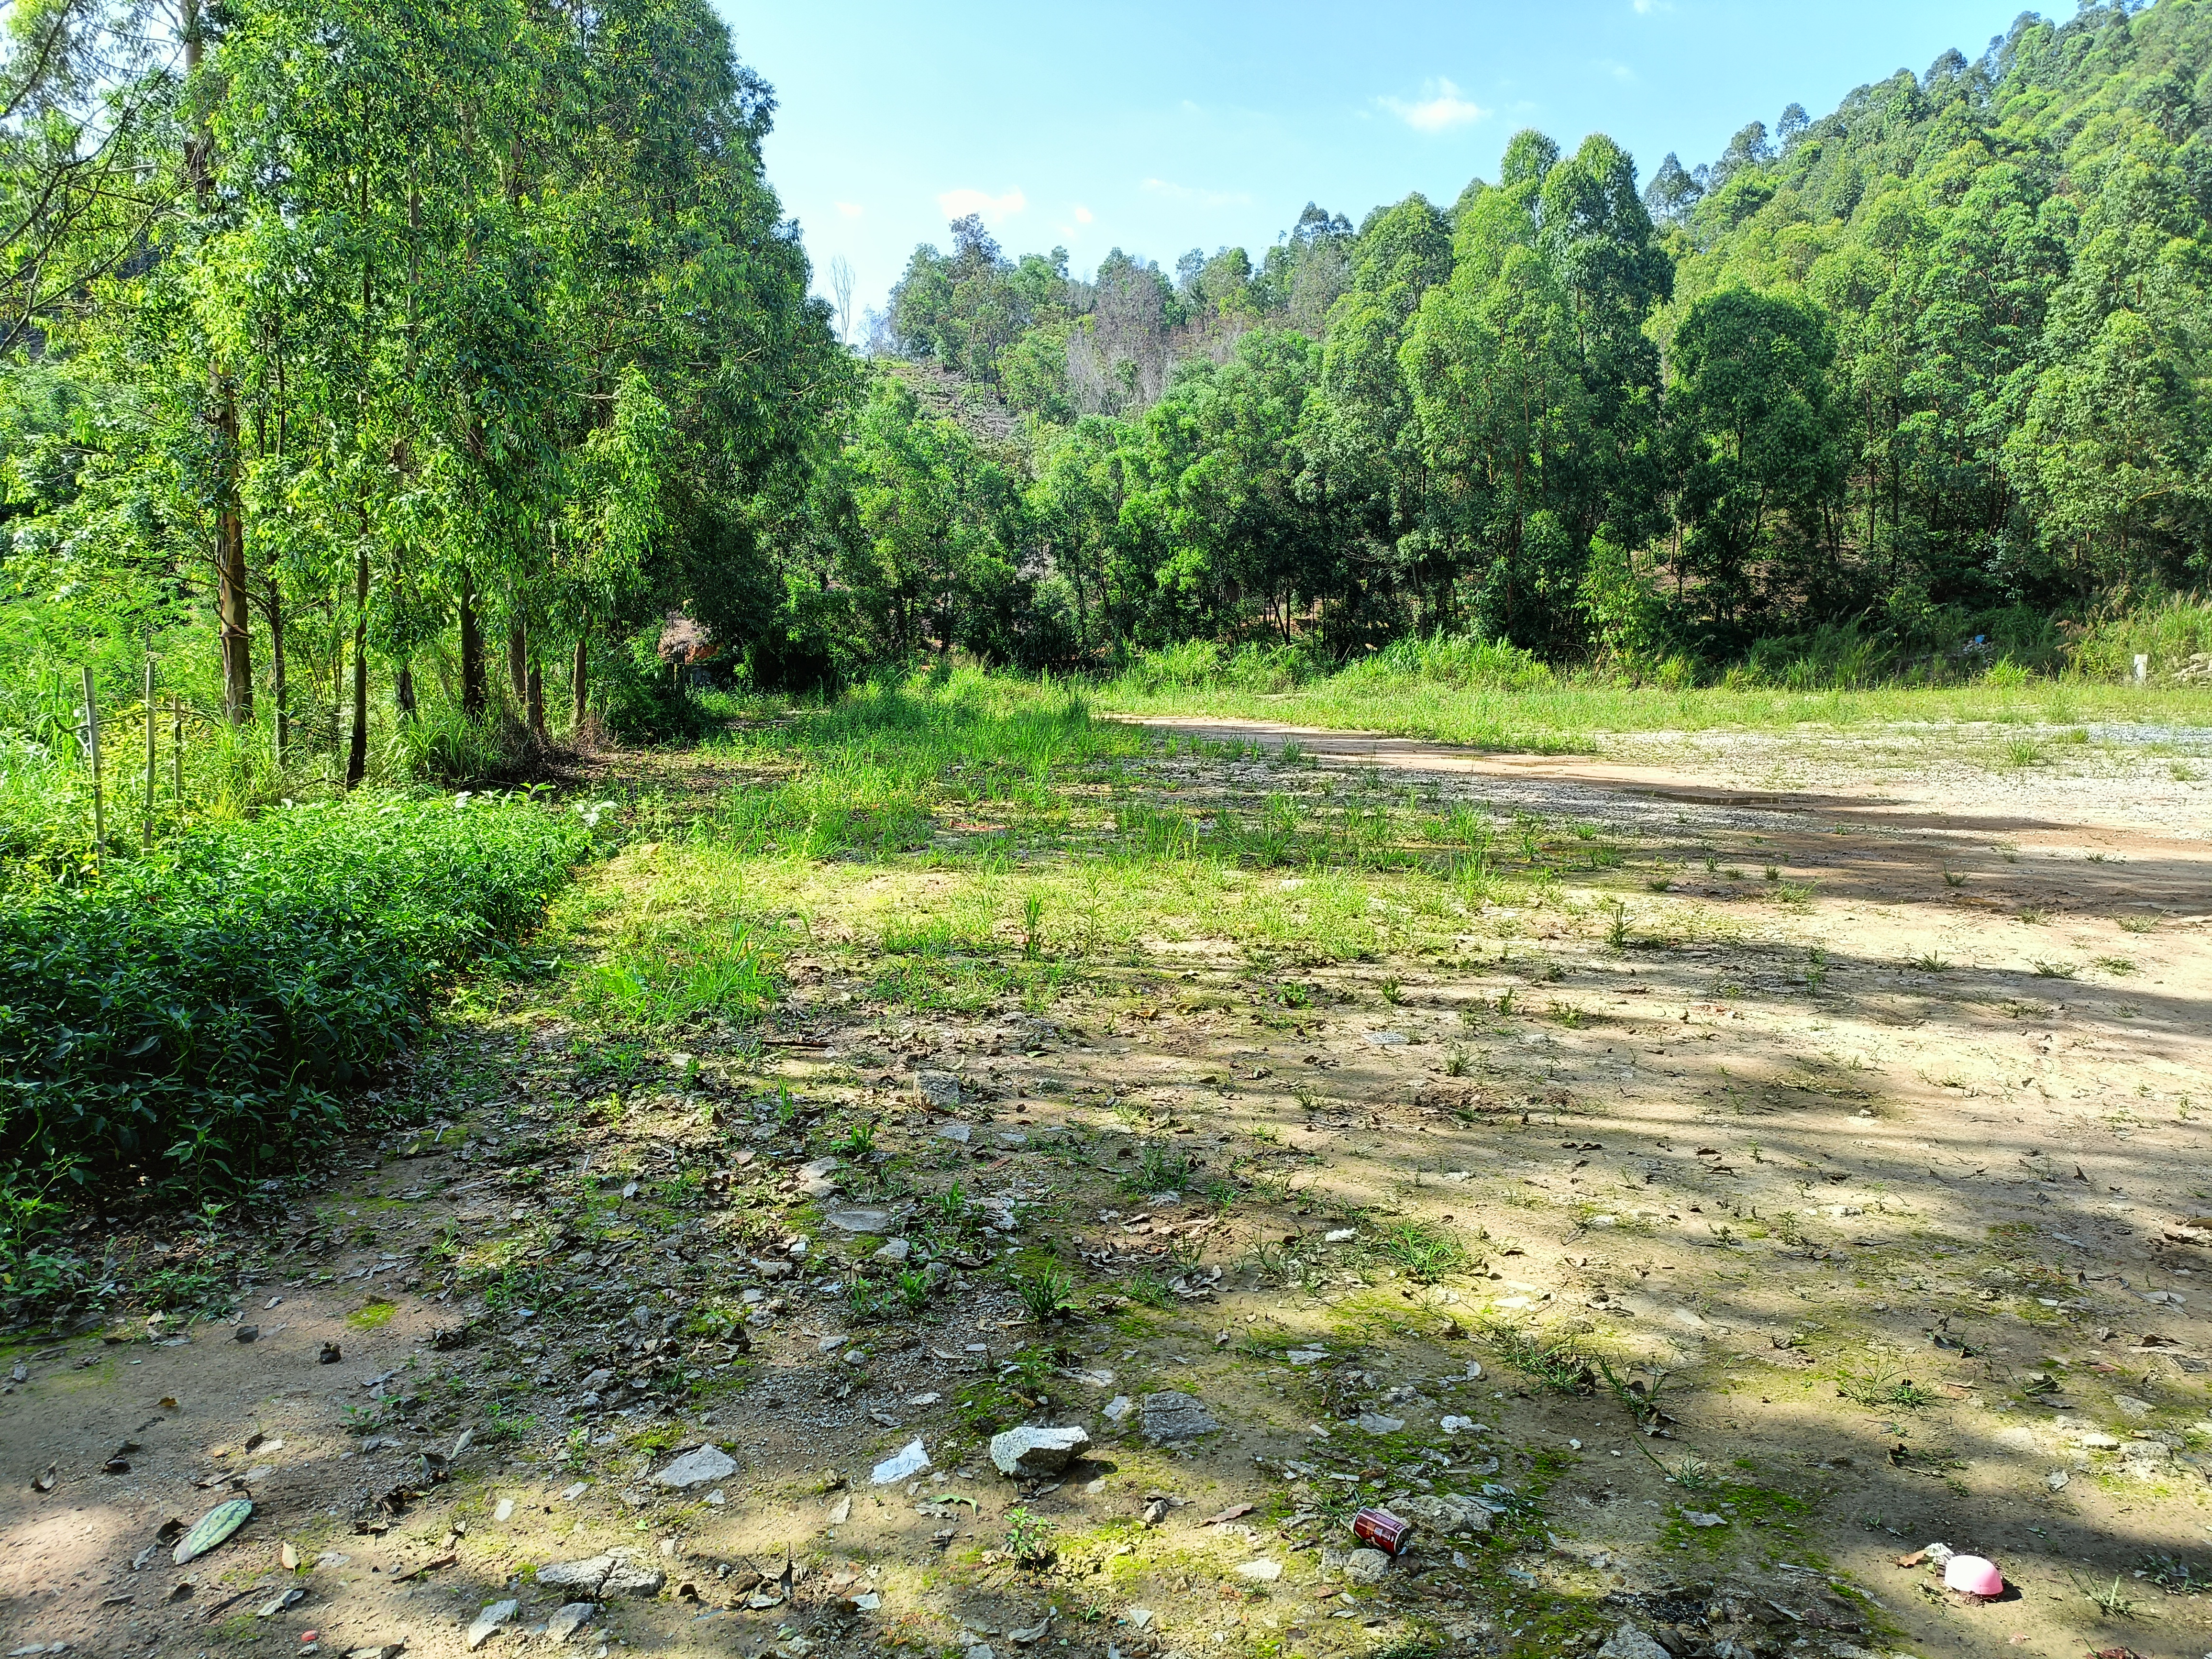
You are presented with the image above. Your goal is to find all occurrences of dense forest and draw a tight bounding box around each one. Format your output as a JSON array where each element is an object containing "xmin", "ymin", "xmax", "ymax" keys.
[{"xmin": 3, "ymin": 0, "xmax": 2211, "ymax": 766}]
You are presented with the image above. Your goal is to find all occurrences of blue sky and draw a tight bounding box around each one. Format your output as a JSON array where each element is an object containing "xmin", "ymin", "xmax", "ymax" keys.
[{"xmin": 715, "ymin": 0, "xmax": 2036, "ymax": 332}]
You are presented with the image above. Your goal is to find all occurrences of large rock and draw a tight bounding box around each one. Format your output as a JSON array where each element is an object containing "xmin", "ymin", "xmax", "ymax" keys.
[
  {"xmin": 1595, "ymin": 1624, "xmax": 1671, "ymax": 1659},
  {"xmin": 797, "ymin": 1157, "xmax": 842, "ymax": 1198},
  {"xmin": 989, "ymin": 1425, "xmax": 1092, "ymax": 1479},
  {"xmin": 1138, "ymin": 1392, "xmax": 1219, "ymax": 1443},
  {"xmin": 654, "ymin": 1445, "xmax": 738, "ymax": 1488},
  {"xmin": 1397, "ymin": 1492, "xmax": 1493, "ymax": 1536},
  {"xmin": 916, "ymin": 1071, "xmax": 962, "ymax": 1108},
  {"xmin": 824, "ymin": 1207, "xmax": 895, "ymax": 1234},
  {"xmin": 533, "ymin": 1555, "xmax": 665, "ymax": 1598},
  {"xmin": 1344, "ymin": 1549, "xmax": 1392, "ymax": 1583}
]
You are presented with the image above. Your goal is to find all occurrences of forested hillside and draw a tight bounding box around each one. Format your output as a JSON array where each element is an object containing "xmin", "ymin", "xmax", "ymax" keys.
[{"xmin": 811, "ymin": 0, "xmax": 2212, "ymax": 682}]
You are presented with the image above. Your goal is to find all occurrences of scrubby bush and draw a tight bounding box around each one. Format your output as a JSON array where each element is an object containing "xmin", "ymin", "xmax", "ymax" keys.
[{"xmin": 0, "ymin": 793, "xmax": 593, "ymax": 1201}]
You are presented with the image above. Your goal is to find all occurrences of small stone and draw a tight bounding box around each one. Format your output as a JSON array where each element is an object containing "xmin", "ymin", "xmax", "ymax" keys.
[
  {"xmin": 547, "ymin": 1604, "xmax": 597, "ymax": 1645},
  {"xmin": 1126, "ymin": 1610, "xmax": 1155, "ymax": 1631},
  {"xmin": 1235, "ymin": 1560, "xmax": 1282, "ymax": 1582},
  {"xmin": 464, "ymin": 1599, "xmax": 518, "ymax": 1651},
  {"xmin": 493, "ymin": 1499, "xmax": 514, "ymax": 1523},
  {"xmin": 234, "ymin": 1326, "xmax": 259, "ymax": 1343},
  {"xmin": 1344, "ymin": 1548, "xmax": 1391, "ymax": 1583},
  {"xmin": 798, "ymin": 1158, "xmax": 842, "ymax": 1198},
  {"xmin": 917, "ymin": 1071, "xmax": 962, "ymax": 1109},
  {"xmin": 989, "ymin": 1426, "xmax": 1092, "ymax": 1478},
  {"xmin": 1682, "ymin": 1511, "xmax": 1727, "ymax": 1527},
  {"xmin": 1138, "ymin": 1392, "xmax": 1219, "ymax": 1444},
  {"xmin": 828, "ymin": 1496, "xmax": 852, "ymax": 1526},
  {"xmin": 873, "ymin": 1239, "xmax": 912, "ymax": 1263},
  {"xmin": 936, "ymin": 1122, "xmax": 972, "ymax": 1144},
  {"xmin": 1323, "ymin": 1229, "xmax": 1357, "ymax": 1244},
  {"xmin": 965, "ymin": 1647, "xmax": 994, "ymax": 1659},
  {"xmin": 1102, "ymin": 1395, "xmax": 1133, "ymax": 1423},
  {"xmin": 1594, "ymin": 1625, "xmax": 1672, "ymax": 1659},
  {"xmin": 2112, "ymin": 1394, "xmax": 2153, "ymax": 1420},
  {"xmin": 1354, "ymin": 1413, "xmax": 1405, "ymax": 1434},
  {"xmin": 654, "ymin": 1446, "xmax": 738, "ymax": 1489},
  {"xmin": 599, "ymin": 1563, "xmax": 664, "ymax": 1597},
  {"xmin": 2045, "ymin": 1470, "xmax": 2068, "ymax": 1491},
  {"xmin": 824, "ymin": 1208, "xmax": 894, "ymax": 1235}
]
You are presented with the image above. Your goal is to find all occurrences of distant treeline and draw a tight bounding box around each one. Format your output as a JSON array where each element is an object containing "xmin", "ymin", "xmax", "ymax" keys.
[{"xmin": 766, "ymin": 0, "xmax": 2211, "ymax": 685}]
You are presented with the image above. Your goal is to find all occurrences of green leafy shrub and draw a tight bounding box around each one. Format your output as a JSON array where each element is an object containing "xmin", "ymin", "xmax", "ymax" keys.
[{"xmin": 0, "ymin": 792, "xmax": 590, "ymax": 1196}]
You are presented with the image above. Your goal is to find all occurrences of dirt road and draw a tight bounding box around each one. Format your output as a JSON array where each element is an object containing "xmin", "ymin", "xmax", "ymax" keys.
[{"xmin": 5, "ymin": 716, "xmax": 2209, "ymax": 1659}]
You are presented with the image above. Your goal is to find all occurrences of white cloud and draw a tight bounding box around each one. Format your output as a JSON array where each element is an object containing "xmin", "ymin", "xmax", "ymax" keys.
[
  {"xmin": 1632, "ymin": 0, "xmax": 1671, "ymax": 12},
  {"xmin": 1073, "ymin": 205, "xmax": 1094, "ymax": 224},
  {"xmin": 834, "ymin": 200, "xmax": 863, "ymax": 219},
  {"xmin": 1140, "ymin": 177, "xmax": 1252, "ymax": 209},
  {"xmin": 1598, "ymin": 57, "xmax": 1636, "ymax": 83},
  {"xmin": 936, "ymin": 186, "xmax": 1027, "ymax": 225},
  {"xmin": 1380, "ymin": 77, "xmax": 1489, "ymax": 134}
]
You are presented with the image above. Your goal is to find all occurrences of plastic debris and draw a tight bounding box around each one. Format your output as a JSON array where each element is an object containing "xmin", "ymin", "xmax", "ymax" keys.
[
  {"xmin": 1943, "ymin": 1555, "xmax": 2004, "ymax": 1598},
  {"xmin": 174, "ymin": 1498, "xmax": 253, "ymax": 1565},
  {"xmin": 871, "ymin": 1439, "xmax": 930, "ymax": 1484}
]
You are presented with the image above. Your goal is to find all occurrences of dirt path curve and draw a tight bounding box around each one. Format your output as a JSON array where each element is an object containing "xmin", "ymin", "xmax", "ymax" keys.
[{"xmin": 1113, "ymin": 712, "xmax": 2212, "ymax": 914}]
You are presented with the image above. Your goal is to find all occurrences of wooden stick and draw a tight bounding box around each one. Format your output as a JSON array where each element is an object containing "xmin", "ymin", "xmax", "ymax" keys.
[
  {"xmin": 80, "ymin": 664, "xmax": 103, "ymax": 871},
  {"xmin": 143, "ymin": 657, "xmax": 156, "ymax": 846}
]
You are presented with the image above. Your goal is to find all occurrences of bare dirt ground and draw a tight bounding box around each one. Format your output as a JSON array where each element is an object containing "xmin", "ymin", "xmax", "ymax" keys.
[{"xmin": 5, "ymin": 714, "xmax": 2210, "ymax": 1659}]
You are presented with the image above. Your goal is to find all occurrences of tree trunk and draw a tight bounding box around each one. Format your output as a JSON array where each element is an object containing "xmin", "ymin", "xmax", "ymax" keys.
[
  {"xmin": 526, "ymin": 659, "xmax": 545, "ymax": 745},
  {"xmin": 571, "ymin": 630, "xmax": 588, "ymax": 730},
  {"xmin": 459, "ymin": 567, "xmax": 486, "ymax": 720},
  {"xmin": 215, "ymin": 387, "xmax": 251, "ymax": 724},
  {"xmin": 507, "ymin": 616, "xmax": 527, "ymax": 702},
  {"xmin": 345, "ymin": 544, "xmax": 369, "ymax": 788},
  {"xmin": 395, "ymin": 662, "xmax": 417, "ymax": 721}
]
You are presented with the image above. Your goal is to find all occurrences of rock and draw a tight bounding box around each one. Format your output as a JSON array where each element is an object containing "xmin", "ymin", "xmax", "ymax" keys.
[
  {"xmin": 1344, "ymin": 1548, "xmax": 1391, "ymax": 1583},
  {"xmin": 917, "ymin": 1071, "xmax": 962, "ymax": 1108},
  {"xmin": 2113, "ymin": 1394, "xmax": 2153, "ymax": 1420},
  {"xmin": 464, "ymin": 1599, "xmax": 518, "ymax": 1651},
  {"xmin": 874, "ymin": 1239, "xmax": 911, "ymax": 1263},
  {"xmin": 828, "ymin": 1495, "xmax": 852, "ymax": 1526},
  {"xmin": 534, "ymin": 1556, "xmax": 663, "ymax": 1598},
  {"xmin": 654, "ymin": 1446, "xmax": 737, "ymax": 1488},
  {"xmin": 1102, "ymin": 1395, "xmax": 1133, "ymax": 1423},
  {"xmin": 1397, "ymin": 1493, "xmax": 1493, "ymax": 1537},
  {"xmin": 824, "ymin": 1208, "xmax": 894, "ymax": 1235},
  {"xmin": 798, "ymin": 1157, "xmax": 842, "ymax": 1198},
  {"xmin": 965, "ymin": 1647, "xmax": 994, "ymax": 1659},
  {"xmin": 1126, "ymin": 1609, "xmax": 1155, "ymax": 1630},
  {"xmin": 547, "ymin": 1604, "xmax": 597, "ymax": 1645},
  {"xmin": 872, "ymin": 1438, "xmax": 930, "ymax": 1483},
  {"xmin": 1595, "ymin": 1625, "xmax": 1672, "ymax": 1659},
  {"xmin": 1235, "ymin": 1560, "xmax": 1282, "ymax": 1582},
  {"xmin": 1354, "ymin": 1413, "xmax": 1405, "ymax": 1434},
  {"xmin": 234, "ymin": 1325, "xmax": 259, "ymax": 1343},
  {"xmin": 2045, "ymin": 1469, "xmax": 2068, "ymax": 1490},
  {"xmin": 1138, "ymin": 1392, "xmax": 1219, "ymax": 1443},
  {"xmin": 936, "ymin": 1122, "xmax": 972, "ymax": 1144},
  {"xmin": 1323, "ymin": 1229, "xmax": 1357, "ymax": 1244},
  {"xmin": 601, "ymin": 1562, "xmax": 664, "ymax": 1596},
  {"xmin": 536, "ymin": 1557, "xmax": 618, "ymax": 1593},
  {"xmin": 1682, "ymin": 1511, "xmax": 1727, "ymax": 1527},
  {"xmin": 2075, "ymin": 1431, "xmax": 2120, "ymax": 1449},
  {"xmin": 990, "ymin": 1426, "xmax": 1092, "ymax": 1478},
  {"xmin": 1994, "ymin": 1426, "xmax": 2038, "ymax": 1452}
]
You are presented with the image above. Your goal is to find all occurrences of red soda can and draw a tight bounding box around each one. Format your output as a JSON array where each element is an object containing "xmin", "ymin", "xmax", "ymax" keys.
[{"xmin": 1352, "ymin": 1506, "xmax": 1414, "ymax": 1555}]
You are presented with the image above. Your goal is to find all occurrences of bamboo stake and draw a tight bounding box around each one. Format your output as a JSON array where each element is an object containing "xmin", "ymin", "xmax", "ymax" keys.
[
  {"xmin": 143, "ymin": 657, "xmax": 156, "ymax": 846},
  {"xmin": 80, "ymin": 664, "xmax": 104, "ymax": 871},
  {"xmin": 171, "ymin": 694, "xmax": 183, "ymax": 800}
]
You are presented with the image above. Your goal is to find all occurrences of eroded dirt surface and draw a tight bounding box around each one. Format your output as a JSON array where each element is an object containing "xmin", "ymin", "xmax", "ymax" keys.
[{"xmin": 5, "ymin": 719, "xmax": 2211, "ymax": 1659}]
